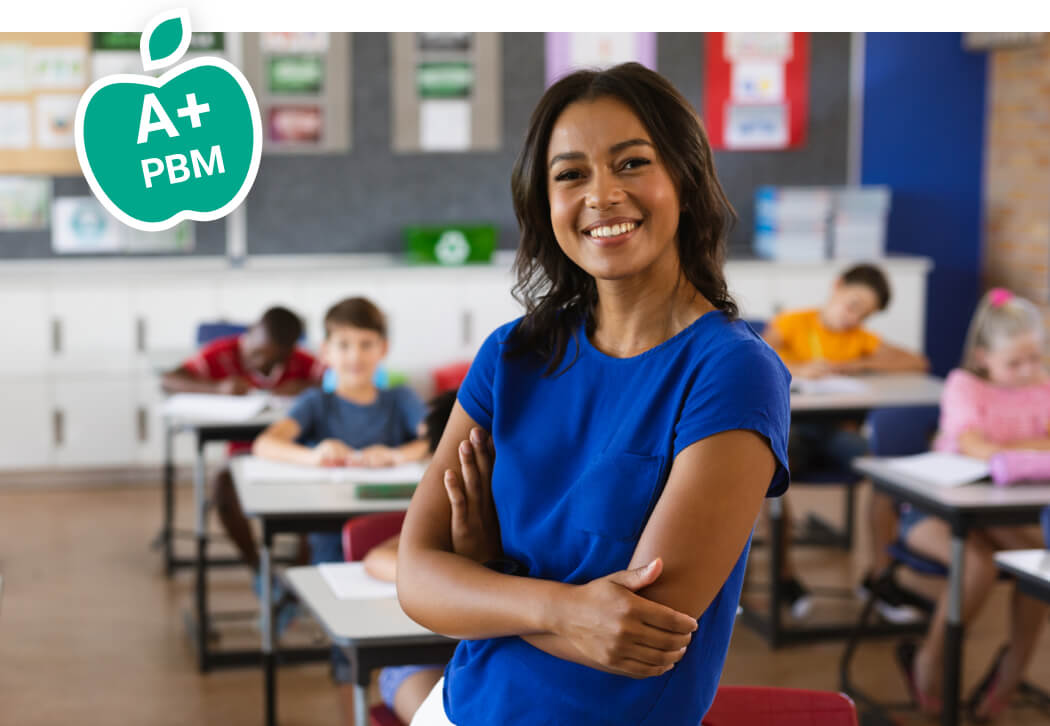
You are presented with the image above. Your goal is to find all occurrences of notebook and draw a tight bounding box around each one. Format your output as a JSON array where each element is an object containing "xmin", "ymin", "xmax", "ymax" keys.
[
  {"xmin": 318, "ymin": 562, "xmax": 398, "ymax": 600},
  {"xmin": 884, "ymin": 451, "xmax": 990, "ymax": 487},
  {"xmin": 240, "ymin": 456, "xmax": 427, "ymax": 485},
  {"xmin": 790, "ymin": 376, "xmax": 871, "ymax": 396}
]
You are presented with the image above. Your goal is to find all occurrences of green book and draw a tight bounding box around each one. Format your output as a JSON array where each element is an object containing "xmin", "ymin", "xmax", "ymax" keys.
[{"xmin": 355, "ymin": 483, "xmax": 418, "ymax": 500}]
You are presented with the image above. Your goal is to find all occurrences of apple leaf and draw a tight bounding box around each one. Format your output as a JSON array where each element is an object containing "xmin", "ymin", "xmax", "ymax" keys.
[{"xmin": 148, "ymin": 17, "xmax": 185, "ymax": 65}]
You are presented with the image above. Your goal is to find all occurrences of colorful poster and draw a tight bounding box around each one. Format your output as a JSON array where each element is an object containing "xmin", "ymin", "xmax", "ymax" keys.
[
  {"xmin": 704, "ymin": 32, "xmax": 809, "ymax": 151},
  {"xmin": 545, "ymin": 33, "xmax": 657, "ymax": 87},
  {"xmin": 0, "ymin": 100, "xmax": 31, "ymax": 148},
  {"xmin": 261, "ymin": 32, "xmax": 329, "ymax": 54},
  {"xmin": 268, "ymin": 55, "xmax": 325, "ymax": 94},
  {"xmin": 0, "ymin": 176, "xmax": 50, "ymax": 229},
  {"xmin": 34, "ymin": 93, "xmax": 77, "ymax": 148},
  {"xmin": 52, "ymin": 196, "xmax": 123, "ymax": 253},
  {"xmin": 27, "ymin": 46, "xmax": 86, "ymax": 89},
  {"xmin": 0, "ymin": 43, "xmax": 28, "ymax": 94},
  {"xmin": 268, "ymin": 105, "xmax": 323, "ymax": 143}
]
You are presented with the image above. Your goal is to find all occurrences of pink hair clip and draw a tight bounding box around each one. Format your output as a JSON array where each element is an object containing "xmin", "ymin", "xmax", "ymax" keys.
[{"xmin": 988, "ymin": 287, "xmax": 1014, "ymax": 307}]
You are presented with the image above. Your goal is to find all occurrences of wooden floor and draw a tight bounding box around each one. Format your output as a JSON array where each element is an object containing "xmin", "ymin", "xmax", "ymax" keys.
[{"xmin": 1, "ymin": 480, "xmax": 1048, "ymax": 726}]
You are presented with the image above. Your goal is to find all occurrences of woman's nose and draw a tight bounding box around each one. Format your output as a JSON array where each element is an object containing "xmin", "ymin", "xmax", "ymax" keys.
[{"xmin": 585, "ymin": 169, "xmax": 626, "ymax": 210}]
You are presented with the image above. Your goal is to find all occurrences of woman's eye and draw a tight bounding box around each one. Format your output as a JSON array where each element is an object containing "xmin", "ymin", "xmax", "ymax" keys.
[
  {"xmin": 554, "ymin": 169, "xmax": 582, "ymax": 182},
  {"xmin": 621, "ymin": 157, "xmax": 651, "ymax": 170}
]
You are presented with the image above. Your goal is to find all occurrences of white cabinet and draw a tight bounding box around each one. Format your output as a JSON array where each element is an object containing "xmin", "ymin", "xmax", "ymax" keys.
[
  {"xmin": 382, "ymin": 276, "xmax": 466, "ymax": 374},
  {"xmin": 0, "ymin": 379, "xmax": 53, "ymax": 469},
  {"xmin": 0, "ymin": 288, "xmax": 51, "ymax": 375},
  {"xmin": 462, "ymin": 273, "xmax": 524, "ymax": 357},
  {"xmin": 131, "ymin": 281, "xmax": 220, "ymax": 368},
  {"xmin": 52, "ymin": 378, "xmax": 136, "ymax": 467},
  {"xmin": 49, "ymin": 286, "xmax": 134, "ymax": 374}
]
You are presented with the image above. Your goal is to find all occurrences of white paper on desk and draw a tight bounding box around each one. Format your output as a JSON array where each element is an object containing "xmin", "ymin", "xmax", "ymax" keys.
[
  {"xmin": 319, "ymin": 562, "xmax": 398, "ymax": 600},
  {"xmin": 160, "ymin": 393, "xmax": 272, "ymax": 421},
  {"xmin": 791, "ymin": 376, "xmax": 871, "ymax": 395},
  {"xmin": 242, "ymin": 457, "xmax": 427, "ymax": 485},
  {"xmin": 885, "ymin": 452, "xmax": 990, "ymax": 488}
]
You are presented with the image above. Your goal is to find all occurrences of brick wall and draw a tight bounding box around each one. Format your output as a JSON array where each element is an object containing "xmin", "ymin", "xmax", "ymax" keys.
[{"xmin": 983, "ymin": 37, "xmax": 1050, "ymax": 319}]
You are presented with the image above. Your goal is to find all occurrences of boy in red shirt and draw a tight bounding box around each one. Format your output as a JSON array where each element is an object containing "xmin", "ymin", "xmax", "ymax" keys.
[{"xmin": 162, "ymin": 306, "xmax": 323, "ymax": 624}]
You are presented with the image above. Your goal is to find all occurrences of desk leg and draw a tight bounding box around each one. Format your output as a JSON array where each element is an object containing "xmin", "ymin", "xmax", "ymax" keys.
[
  {"xmin": 262, "ymin": 524, "xmax": 277, "ymax": 726},
  {"xmin": 163, "ymin": 419, "xmax": 175, "ymax": 577},
  {"xmin": 194, "ymin": 434, "xmax": 209, "ymax": 672},
  {"xmin": 354, "ymin": 684, "xmax": 368, "ymax": 726},
  {"xmin": 943, "ymin": 531, "xmax": 965, "ymax": 726},
  {"xmin": 768, "ymin": 495, "xmax": 784, "ymax": 648}
]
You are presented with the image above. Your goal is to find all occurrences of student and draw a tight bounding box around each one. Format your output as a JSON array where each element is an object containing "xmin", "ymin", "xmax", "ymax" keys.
[
  {"xmin": 360, "ymin": 390, "xmax": 458, "ymax": 726},
  {"xmin": 396, "ymin": 63, "xmax": 791, "ymax": 726},
  {"xmin": 760, "ymin": 264, "xmax": 930, "ymax": 619},
  {"xmin": 161, "ymin": 306, "xmax": 323, "ymax": 620},
  {"xmin": 897, "ymin": 288, "xmax": 1049, "ymax": 721},
  {"xmin": 253, "ymin": 296, "xmax": 430, "ymax": 726}
]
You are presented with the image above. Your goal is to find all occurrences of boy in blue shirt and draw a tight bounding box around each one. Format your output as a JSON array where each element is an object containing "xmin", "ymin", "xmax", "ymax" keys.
[{"xmin": 253, "ymin": 296, "xmax": 429, "ymax": 726}]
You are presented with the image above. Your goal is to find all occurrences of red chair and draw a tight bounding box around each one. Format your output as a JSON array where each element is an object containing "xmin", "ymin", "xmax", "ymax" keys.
[
  {"xmin": 432, "ymin": 360, "xmax": 471, "ymax": 394},
  {"xmin": 703, "ymin": 686, "xmax": 859, "ymax": 726},
  {"xmin": 342, "ymin": 511, "xmax": 407, "ymax": 563},
  {"xmin": 342, "ymin": 512, "xmax": 411, "ymax": 726}
]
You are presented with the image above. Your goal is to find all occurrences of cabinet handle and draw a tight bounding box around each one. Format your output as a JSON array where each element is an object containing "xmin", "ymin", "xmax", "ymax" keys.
[
  {"xmin": 461, "ymin": 309, "xmax": 472, "ymax": 348},
  {"xmin": 137, "ymin": 406, "xmax": 148, "ymax": 443},
  {"xmin": 136, "ymin": 317, "xmax": 147, "ymax": 353},
  {"xmin": 53, "ymin": 409, "xmax": 64, "ymax": 447},
  {"xmin": 51, "ymin": 318, "xmax": 62, "ymax": 355}
]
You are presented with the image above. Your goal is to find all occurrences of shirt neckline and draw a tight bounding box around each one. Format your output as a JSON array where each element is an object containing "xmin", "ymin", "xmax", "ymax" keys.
[{"xmin": 580, "ymin": 309, "xmax": 724, "ymax": 363}]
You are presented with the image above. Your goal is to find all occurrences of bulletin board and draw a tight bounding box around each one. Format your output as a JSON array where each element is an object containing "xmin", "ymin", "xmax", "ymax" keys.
[{"xmin": 0, "ymin": 33, "xmax": 91, "ymax": 175}]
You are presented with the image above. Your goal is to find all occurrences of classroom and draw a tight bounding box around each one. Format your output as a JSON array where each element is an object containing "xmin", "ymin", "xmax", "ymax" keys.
[{"xmin": 2, "ymin": 16, "xmax": 1050, "ymax": 726}]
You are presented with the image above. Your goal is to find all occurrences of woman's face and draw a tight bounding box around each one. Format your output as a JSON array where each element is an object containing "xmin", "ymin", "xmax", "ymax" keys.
[{"xmin": 546, "ymin": 96, "xmax": 681, "ymax": 282}]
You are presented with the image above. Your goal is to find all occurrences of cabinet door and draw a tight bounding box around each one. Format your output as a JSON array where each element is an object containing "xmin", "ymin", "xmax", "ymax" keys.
[
  {"xmin": 382, "ymin": 275, "xmax": 465, "ymax": 378},
  {"xmin": 52, "ymin": 378, "xmax": 136, "ymax": 468},
  {"xmin": 461, "ymin": 272, "xmax": 523, "ymax": 358},
  {"xmin": 0, "ymin": 287, "xmax": 51, "ymax": 376},
  {"xmin": 724, "ymin": 263, "xmax": 776, "ymax": 322},
  {"xmin": 131, "ymin": 281, "xmax": 220, "ymax": 373},
  {"xmin": 49, "ymin": 286, "xmax": 134, "ymax": 375},
  {"xmin": 0, "ymin": 379, "xmax": 53, "ymax": 470}
]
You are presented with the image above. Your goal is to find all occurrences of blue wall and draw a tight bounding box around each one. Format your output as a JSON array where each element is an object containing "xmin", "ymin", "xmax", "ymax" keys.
[{"xmin": 861, "ymin": 32, "xmax": 987, "ymax": 376}]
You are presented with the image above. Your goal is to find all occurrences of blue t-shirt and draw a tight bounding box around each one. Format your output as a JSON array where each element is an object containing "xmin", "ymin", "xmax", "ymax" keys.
[
  {"xmin": 288, "ymin": 386, "xmax": 425, "ymax": 450},
  {"xmin": 446, "ymin": 311, "xmax": 791, "ymax": 726}
]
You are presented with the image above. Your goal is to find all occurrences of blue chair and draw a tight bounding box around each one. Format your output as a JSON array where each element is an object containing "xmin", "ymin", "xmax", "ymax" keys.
[
  {"xmin": 196, "ymin": 321, "xmax": 248, "ymax": 346},
  {"xmin": 1042, "ymin": 506, "xmax": 1050, "ymax": 549}
]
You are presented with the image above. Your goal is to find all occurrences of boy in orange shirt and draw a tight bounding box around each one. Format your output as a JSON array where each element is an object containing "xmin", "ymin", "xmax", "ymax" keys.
[{"xmin": 762, "ymin": 264, "xmax": 929, "ymax": 619}]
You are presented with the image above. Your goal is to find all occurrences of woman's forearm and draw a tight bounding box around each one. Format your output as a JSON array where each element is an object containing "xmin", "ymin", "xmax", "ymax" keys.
[
  {"xmin": 520, "ymin": 633, "xmax": 617, "ymax": 673},
  {"xmin": 397, "ymin": 546, "xmax": 564, "ymax": 640}
]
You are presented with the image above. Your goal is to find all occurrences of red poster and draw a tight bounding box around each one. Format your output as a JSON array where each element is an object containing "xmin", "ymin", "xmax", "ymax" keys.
[{"xmin": 704, "ymin": 32, "xmax": 808, "ymax": 151}]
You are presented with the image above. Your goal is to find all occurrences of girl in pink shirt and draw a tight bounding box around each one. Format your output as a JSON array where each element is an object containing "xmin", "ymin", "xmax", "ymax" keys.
[{"xmin": 899, "ymin": 288, "xmax": 1049, "ymax": 722}]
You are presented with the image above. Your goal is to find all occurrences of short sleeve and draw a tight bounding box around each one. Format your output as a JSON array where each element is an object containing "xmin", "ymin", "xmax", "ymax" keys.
[
  {"xmin": 673, "ymin": 341, "xmax": 792, "ymax": 497},
  {"xmin": 937, "ymin": 370, "xmax": 982, "ymax": 451},
  {"xmin": 457, "ymin": 323, "xmax": 511, "ymax": 432},
  {"xmin": 287, "ymin": 388, "xmax": 324, "ymax": 443},
  {"xmin": 859, "ymin": 329, "xmax": 882, "ymax": 356},
  {"xmin": 394, "ymin": 386, "xmax": 427, "ymax": 443},
  {"xmin": 181, "ymin": 351, "xmax": 209, "ymax": 378}
]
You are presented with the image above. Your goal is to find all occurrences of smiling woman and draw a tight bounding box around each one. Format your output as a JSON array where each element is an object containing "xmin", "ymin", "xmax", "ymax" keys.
[{"xmin": 397, "ymin": 63, "xmax": 792, "ymax": 726}]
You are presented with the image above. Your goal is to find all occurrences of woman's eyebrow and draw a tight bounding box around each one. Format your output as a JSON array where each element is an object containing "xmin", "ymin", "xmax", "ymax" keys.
[{"xmin": 548, "ymin": 138, "xmax": 654, "ymax": 169}]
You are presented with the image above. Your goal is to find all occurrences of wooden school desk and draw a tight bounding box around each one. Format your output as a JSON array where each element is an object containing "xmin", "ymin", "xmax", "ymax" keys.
[
  {"xmin": 741, "ymin": 373, "xmax": 945, "ymax": 648},
  {"xmin": 284, "ymin": 565, "xmax": 457, "ymax": 726},
  {"xmin": 231, "ymin": 456, "xmax": 424, "ymax": 726},
  {"xmin": 854, "ymin": 457, "xmax": 1050, "ymax": 726}
]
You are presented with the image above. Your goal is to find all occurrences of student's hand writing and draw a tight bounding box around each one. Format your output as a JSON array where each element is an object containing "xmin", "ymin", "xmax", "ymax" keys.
[
  {"xmin": 217, "ymin": 376, "xmax": 253, "ymax": 395},
  {"xmin": 444, "ymin": 427, "xmax": 501, "ymax": 563},
  {"xmin": 356, "ymin": 445, "xmax": 400, "ymax": 468},
  {"xmin": 312, "ymin": 439, "xmax": 353, "ymax": 467},
  {"xmin": 796, "ymin": 361, "xmax": 832, "ymax": 379},
  {"xmin": 552, "ymin": 558, "xmax": 696, "ymax": 679}
]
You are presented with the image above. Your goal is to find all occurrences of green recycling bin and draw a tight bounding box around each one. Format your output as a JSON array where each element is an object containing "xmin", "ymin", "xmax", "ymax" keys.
[{"xmin": 402, "ymin": 223, "xmax": 496, "ymax": 265}]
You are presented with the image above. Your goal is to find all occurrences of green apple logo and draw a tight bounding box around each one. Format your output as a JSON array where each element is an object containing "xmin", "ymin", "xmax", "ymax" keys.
[{"xmin": 74, "ymin": 9, "xmax": 261, "ymax": 232}]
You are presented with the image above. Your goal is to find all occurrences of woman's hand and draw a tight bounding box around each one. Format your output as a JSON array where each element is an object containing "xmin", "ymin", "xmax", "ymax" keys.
[
  {"xmin": 549, "ymin": 558, "xmax": 697, "ymax": 679},
  {"xmin": 444, "ymin": 427, "xmax": 502, "ymax": 563}
]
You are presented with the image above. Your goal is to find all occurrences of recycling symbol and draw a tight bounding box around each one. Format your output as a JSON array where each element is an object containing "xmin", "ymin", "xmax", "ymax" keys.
[{"xmin": 435, "ymin": 229, "xmax": 471, "ymax": 265}]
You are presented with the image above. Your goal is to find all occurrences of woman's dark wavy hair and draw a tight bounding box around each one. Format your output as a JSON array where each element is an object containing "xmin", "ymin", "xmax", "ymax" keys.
[{"xmin": 506, "ymin": 62, "xmax": 738, "ymax": 376}]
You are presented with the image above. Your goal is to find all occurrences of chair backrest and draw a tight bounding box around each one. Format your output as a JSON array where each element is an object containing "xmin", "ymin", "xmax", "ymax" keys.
[
  {"xmin": 433, "ymin": 360, "xmax": 471, "ymax": 394},
  {"xmin": 866, "ymin": 405, "xmax": 941, "ymax": 457},
  {"xmin": 702, "ymin": 686, "xmax": 858, "ymax": 726},
  {"xmin": 1042, "ymin": 505, "xmax": 1050, "ymax": 549},
  {"xmin": 744, "ymin": 319, "xmax": 767, "ymax": 336},
  {"xmin": 196, "ymin": 321, "xmax": 248, "ymax": 347},
  {"xmin": 369, "ymin": 704, "xmax": 405, "ymax": 726},
  {"xmin": 342, "ymin": 511, "xmax": 408, "ymax": 562}
]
